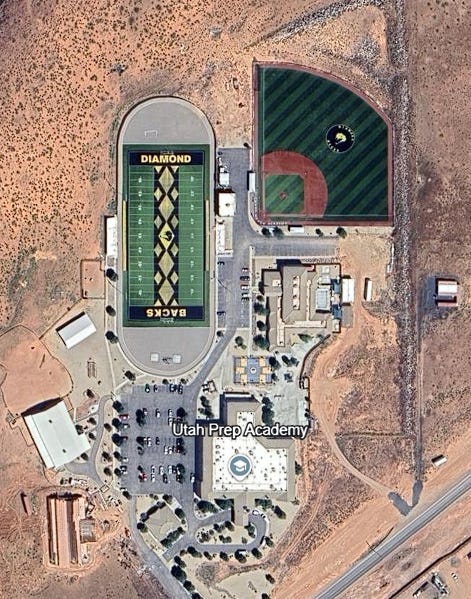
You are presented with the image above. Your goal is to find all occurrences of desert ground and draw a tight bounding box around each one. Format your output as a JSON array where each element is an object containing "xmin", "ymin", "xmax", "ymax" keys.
[{"xmin": 0, "ymin": 0, "xmax": 469, "ymax": 597}]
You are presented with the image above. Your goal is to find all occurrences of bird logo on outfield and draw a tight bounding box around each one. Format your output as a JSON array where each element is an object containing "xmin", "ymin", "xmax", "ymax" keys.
[{"xmin": 326, "ymin": 124, "xmax": 355, "ymax": 153}]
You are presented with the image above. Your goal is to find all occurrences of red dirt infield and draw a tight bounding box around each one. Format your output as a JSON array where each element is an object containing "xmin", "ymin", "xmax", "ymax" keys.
[{"xmin": 261, "ymin": 150, "xmax": 328, "ymax": 217}]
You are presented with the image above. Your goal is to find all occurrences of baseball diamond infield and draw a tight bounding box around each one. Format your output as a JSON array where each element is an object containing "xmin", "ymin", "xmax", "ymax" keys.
[
  {"xmin": 116, "ymin": 97, "xmax": 215, "ymax": 376},
  {"xmin": 255, "ymin": 63, "xmax": 392, "ymax": 225}
]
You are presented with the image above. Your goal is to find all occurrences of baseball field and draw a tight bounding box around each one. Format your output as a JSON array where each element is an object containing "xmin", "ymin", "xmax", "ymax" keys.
[
  {"xmin": 256, "ymin": 64, "xmax": 391, "ymax": 223},
  {"xmin": 122, "ymin": 145, "xmax": 209, "ymax": 327}
]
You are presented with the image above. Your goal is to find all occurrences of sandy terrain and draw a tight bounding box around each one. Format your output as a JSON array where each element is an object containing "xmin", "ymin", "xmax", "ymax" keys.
[
  {"xmin": 0, "ymin": 0, "xmax": 453, "ymax": 597},
  {"xmin": 408, "ymin": 0, "xmax": 471, "ymax": 467},
  {"xmin": 0, "ymin": 325, "xmax": 72, "ymax": 414},
  {"xmin": 338, "ymin": 487, "xmax": 471, "ymax": 599}
]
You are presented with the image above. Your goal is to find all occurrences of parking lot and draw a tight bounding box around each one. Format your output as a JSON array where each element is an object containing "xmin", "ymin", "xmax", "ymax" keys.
[
  {"xmin": 113, "ymin": 385, "xmax": 196, "ymax": 497},
  {"xmin": 216, "ymin": 255, "xmax": 251, "ymax": 329}
]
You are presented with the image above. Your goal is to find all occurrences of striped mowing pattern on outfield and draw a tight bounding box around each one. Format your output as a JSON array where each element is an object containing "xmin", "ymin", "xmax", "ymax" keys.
[
  {"xmin": 264, "ymin": 174, "xmax": 304, "ymax": 215},
  {"xmin": 258, "ymin": 66, "xmax": 388, "ymax": 220}
]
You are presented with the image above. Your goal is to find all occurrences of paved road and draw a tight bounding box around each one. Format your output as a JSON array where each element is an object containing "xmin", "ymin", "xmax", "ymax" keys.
[
  {"xmin": 313, "ymin": 470, "xmax": 471, "ymax": 599},
  {"xmin": 128, "ymin": 497, "xmax": 188, "ymax": 599},
  {"xmin": 66, "ymin": 393, "xmax": 110, "ymax": 486}
]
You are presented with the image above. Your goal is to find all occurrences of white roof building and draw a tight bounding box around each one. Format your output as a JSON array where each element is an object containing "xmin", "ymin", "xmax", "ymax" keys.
[
  {"xmin": 217, "ymin": 192, "xmax": 236, "ymax": 217},
  {"xmin": 437, "ymin": 280, "xmax": 458, "ymax": 296},
  {"xmin": 57, "ymin": 312, "xmax": 96, "ymax": 349},
  {"xmin": 24, "ymin": 400, "xmax": 90, "ymax": 469},
  {"xmin": 341, "ymin": 278, "xmax": 355, "ymax": 304}
]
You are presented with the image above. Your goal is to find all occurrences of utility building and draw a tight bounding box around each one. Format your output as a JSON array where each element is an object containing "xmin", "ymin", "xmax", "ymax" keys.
[
  {"xmin": 24, "ymin": 400, "xmax": 90, "ymax": 469},
  {"xmin": 56, "ymin": 312, "xmax": 96, "ymax": 349}
]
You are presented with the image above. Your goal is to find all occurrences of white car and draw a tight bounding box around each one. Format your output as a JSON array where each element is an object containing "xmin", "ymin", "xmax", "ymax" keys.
[{"xmin": 150, "ymin": 465, "xmax": 155, "ymax": 475}]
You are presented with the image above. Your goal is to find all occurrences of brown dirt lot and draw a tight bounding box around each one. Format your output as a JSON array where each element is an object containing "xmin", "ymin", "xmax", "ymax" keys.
[
  {"xmin": 0, "ymin": 0, "xmax": 442, "ymax": 597},
  {"xmin": 0, "ymin": 325, "xmax": 72, "ymax": 414},
  {"xmin": 338, "ymin": 488, "xmax": 471, "ymax": 599},
  {"xmin": 409, "ymin": 1, "xmax": 471, "ymax": 472}
]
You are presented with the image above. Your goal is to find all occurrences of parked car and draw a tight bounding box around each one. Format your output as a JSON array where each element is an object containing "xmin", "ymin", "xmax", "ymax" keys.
[
  {"xmin": 155, "ymin": 408, "xmax": 161, "ymax": 418},
  {"xmin": 119, "ymin": 413, "xmax": 129, "ymax": 420},
  {"xmin": 144, "ymin": 384, "xmax": 151, "ymax": 393},
  {"xmin": 159, "ymin": 465, "xmax": 164, "ymax": 475},
  {"xmin": 163, "ymin": 473, "xmax": 168, "ymax": 483}
]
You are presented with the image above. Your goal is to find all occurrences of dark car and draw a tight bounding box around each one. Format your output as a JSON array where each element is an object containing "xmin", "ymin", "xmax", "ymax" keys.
[
  {"xmin": 144, "ymin": 384, "xmax": 151, "ymax": 393},
  {"xmin": 169, "ymin": 383, "xmax": 177, "ymax": 393},
  {"xmin": 155, "ymin": 436, "xmax": 160, "ymax": 445},
  {"xmin": 163, "ymin": 473, "xmax": 168, "ymax": 483},
  {"xmin": 153, "ymin": 384, "xmax": 159, "ymax": 392}
]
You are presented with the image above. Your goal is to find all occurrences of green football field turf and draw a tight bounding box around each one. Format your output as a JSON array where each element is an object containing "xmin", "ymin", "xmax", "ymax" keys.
[
  {"xmin": 123, "ymin": 145, "xmax": 208, "ymax": 326},
  {"xmin": 264, "ymin": 174, "xmax": 304, "ymax": 215},
  {"xmin": 257, "ymin": 66, "xmax": 389, "ymax": 221}
]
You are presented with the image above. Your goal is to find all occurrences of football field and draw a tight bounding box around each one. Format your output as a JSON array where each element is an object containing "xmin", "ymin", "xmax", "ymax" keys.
[{"xmin": 122, "ymin": 145, "xmax": 208, "ymax": 327}]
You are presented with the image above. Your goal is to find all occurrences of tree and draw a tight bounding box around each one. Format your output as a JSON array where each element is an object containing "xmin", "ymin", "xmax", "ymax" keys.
[
  {"xmin": 253, "ymin": 335, "xmax": 269, "ymax": 350},
  {"xmin": 295, "ymin": 461, "xmax": 303, "ymax": 475},
  {"xmin": 273, "ymin": 226, "xmax": 284, "ymax": 239},
  {"xmin": 171, "ymin": 565, "xmax": 186, "ymax": 582},
  {"xmin": 105, "ymin": 305, "xmax": 116, "ymax": 316},
  {"xmin": 268, "ymin": 356, "xmax": 280, "ymax": 369},
  {"xmin": 262, "ymin": 404, "xmax": 275, "ymax": 426},
  {"xmin": 252, "ymin": 547, "xmax": 262, "ymax": 559},
  {"xmin": 219, "ymin": 552, "xmax": 229, "ymax": 561},
  {"xmin": 112, "ymin": 417, "xmax": 123, "ymax": 430},
  {"xmin": 298, "ymin": 333, "xmax": 312, "ymax": 343},
  {"xmin": 105, "ymin": 268, "xmax": 118, "ymax": 281},
  {"xmin": 105, "ymin": 330, "xmax": 119, "ymax": 344},
  {"xmin": 336, "ymin": 226, "xmax": 347, "ymax": 238},
  {"xmin": 235, "ymin": 550, "xmax": 247, "ymax": 563},
  {"xmin": 104, "ymin": 422, "xmax": 112, "ymax": 432},
  {"xmin": 261, "ymin": 227, "xmax": 272, "ymax": 237},
  {"xmin": 80, "ymin": 452, "xmax": 89, "ymax": 461},
  {"xmin": 103, "ymin": 467, "xmax": 112, "ymax": 477},
  {"xmin": 234, "ymin": 335, "xmax": 245, "ymax": 347},
  {"xmin": 75, "ymin": 424, "xmax": 84, "ymax": 434},
  {"xmin": 315, "ymin": 228, "xmax": 324, "ymax": 237},
  {"xmin": 112, "ymin": 400, "xmax": 123, "ymax": 413},
  {"xmin": 183, "ymin": 580, "xmax": 195, "ymax": 592},
  {"xmin": 256, "ymin": 320, "xmax": 267, "ymax": 331},
  {"xmin": 111, "ymin": 433, "xmax": 122, "ymax": 446},
  {"xmin": 175, "ymin": 507, "xmax": 185, "ymax": 520},
  {"xmin": 136, "ymin": 521, "xmax": 147, "ymax": 532},
  {"xmin": 88, "ymin": 416, "xmax": 97, "ymax": 426},
  {"xmin": 273, "ymin": 505, "xmax": 286, "ymax": 519},
  {"xmin": 253, "ymin": 302, "xmax": 267, "ymax": 315}
]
